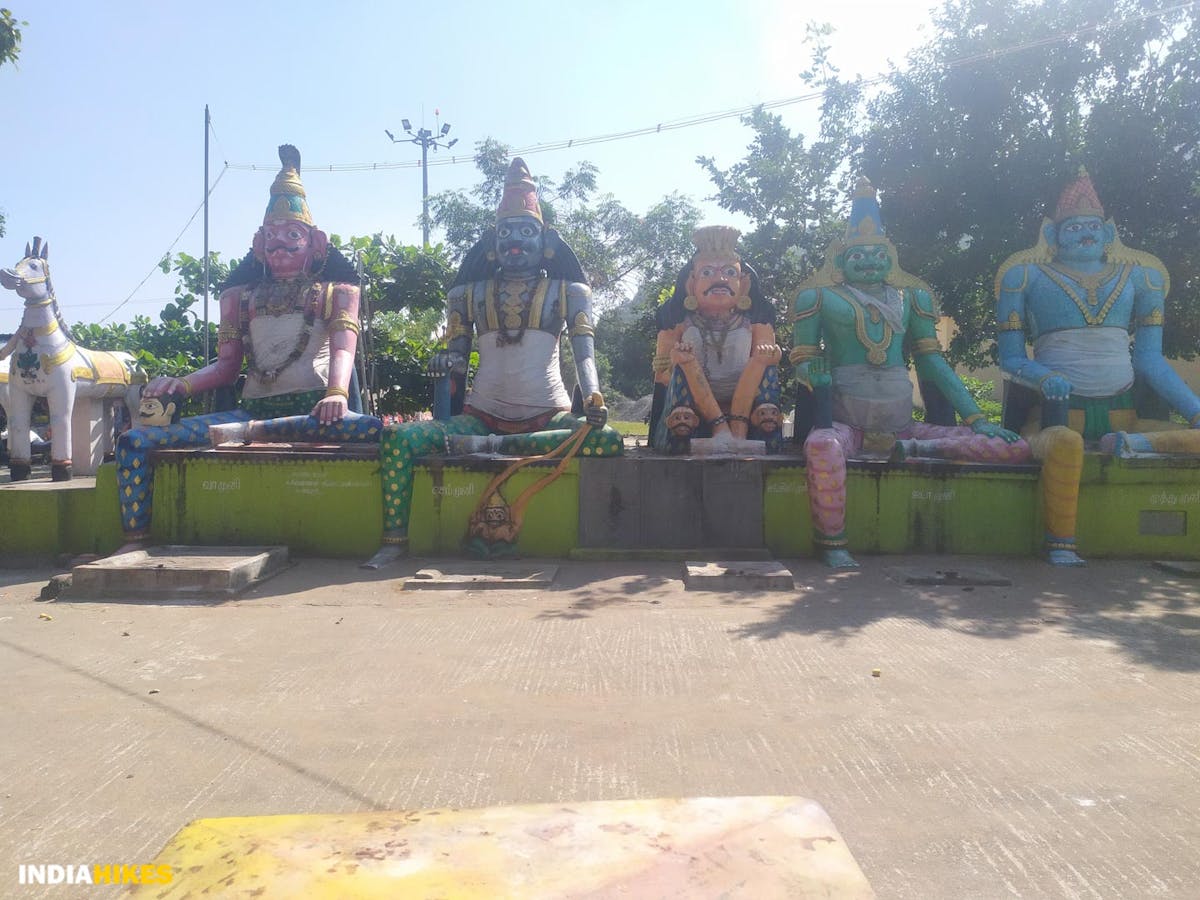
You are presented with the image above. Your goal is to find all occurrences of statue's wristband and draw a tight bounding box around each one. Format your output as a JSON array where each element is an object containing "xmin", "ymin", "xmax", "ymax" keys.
[
  {"xmin": 963, "ymin": 413, "xmax": 985, "ymax": 426},
  {"xmin": 181, "ymin": 378, "xmax": 193, "ymax": 396},
  {"xmin": 324, "ymin": 387, "xmax": 349, "ymax": 400}
]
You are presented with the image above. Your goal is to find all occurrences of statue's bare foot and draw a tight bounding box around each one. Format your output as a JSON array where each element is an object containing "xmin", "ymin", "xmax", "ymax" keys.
[
  {"xmin": 1099, "ymin": 431, "xmax": 1152, "ymax": 458},
  {"xmin": 821, "ymin": 548, "xmax": 859, "ymax": 568},
  {"xmin": 1047, "ymin": 548, "xmax": 1087, "ymax": 567},
  {"xmin": 112, "ymin": 539, "xmax": 148, "ymax": 557},
  {"xmin": 208, "ymin": 422, "xmax": 249, "ymax": 446},
  {"xmin": 362, "ymin": 543, "xmax": 406, "ymax": 570}
]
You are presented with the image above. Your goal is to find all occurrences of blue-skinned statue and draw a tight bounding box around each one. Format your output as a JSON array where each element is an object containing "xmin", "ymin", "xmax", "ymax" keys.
[
  {"xmin": 369, "ymin": 158, "xmax": 624, "ymax": 566},
  {"xmin": 996, "ymin": 168, "xmax": 1200, "ymax": 566}
]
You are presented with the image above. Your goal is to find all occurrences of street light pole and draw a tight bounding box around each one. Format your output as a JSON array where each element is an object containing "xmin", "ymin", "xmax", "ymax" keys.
[{"xmin": 385, "ymin": 110, "xmax": 460, "ymax": 248}]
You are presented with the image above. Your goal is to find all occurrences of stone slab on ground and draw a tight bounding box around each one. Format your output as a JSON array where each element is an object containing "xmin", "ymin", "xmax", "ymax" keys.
[
  {"xmin": 683, "ymin": 560, "xmax": 795, "ymax": 591},
  {"xmin": 405, "ymin": 563, "xmax": 558, "ymax": 590},
  {"xmin": 888, "ymin": 565, "xmax": 1012, "ymax": 587},
  {"xmin": 66, "ymin": 545, "xmax": 289, "ymax": 602},
  {"xmin": 1154, "ymin": 560, "xmax": 1200, "ymax": 577},
  {"xmin": 131, "ymin": 797, "xmax": 872, "ymax": 899}
]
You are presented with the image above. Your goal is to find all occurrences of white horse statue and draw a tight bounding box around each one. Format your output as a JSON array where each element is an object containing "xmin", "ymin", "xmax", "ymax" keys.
[{"xmin": 0, "ymin": 237, "xmax": 145, "ymax": 480}]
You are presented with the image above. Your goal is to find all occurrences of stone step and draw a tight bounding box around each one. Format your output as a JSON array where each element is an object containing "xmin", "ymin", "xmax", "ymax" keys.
[{"xmin": 66, "ymin": 545, "xmax": 289, "ymax": 602}]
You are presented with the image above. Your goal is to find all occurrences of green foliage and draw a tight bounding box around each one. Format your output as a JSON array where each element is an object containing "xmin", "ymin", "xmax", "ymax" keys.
[
  {"xmin": 1, "ymin": 8, "xmax": 23, "ymax": 69},
  {"xmin": 594, "ymin": 288, "xmax": 665, "ymax": 400},
  {"xmin": 699, "ymin": 24, "xmax": 863, "ymax": 314},
  {"xmin": 428, "ymin": 141, "xmax": 700, "ymax": 400},
  {"xmin": 839, "ymin": 0, "xmax": 1200, "ymax": 363},
  {"xmin": 1, "ymin": 8, "xmax": 26, "ymax": 238},
  {"xmin": 429, "ymin": 140, "xmax": 701, "ymax": 309},
  {"xmin": 73, "ymin": 252, "xmax": 224, "ymax": 383},
  {"xmin": 332, "ymin": 235, "xmax": 453, "ymax": 415}
]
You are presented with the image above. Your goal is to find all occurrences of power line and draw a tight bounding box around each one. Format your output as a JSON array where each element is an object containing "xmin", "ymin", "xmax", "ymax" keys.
[
  {"xmin": 99, "ymin": 163, "xmax": 230, "ymax": 324},
  {"xmin": 223, "ymin": 1, "xmax": 1197, "ymax": 175},
  {"xmin": 99, "ymin": 0, "xmax": 1196, "ymax": 325}
]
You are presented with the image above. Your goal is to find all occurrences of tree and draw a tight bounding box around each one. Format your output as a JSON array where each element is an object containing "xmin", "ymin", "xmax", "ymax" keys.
[
  {"xmin": 332, "ymin": 234, "xmax": 452, "ymax": 415},
  {"xmin": 1, "ymin": 7, "xmax": 26, "ymax": 237},
  {"xmin": 430, "ymin": 139, "xmax": 701, "ymax": 309},
  {"xmin": 0, "ymin": 8, "xmax": 21, "ymax": 69},
  {"xmin": 698, "ymin": 24, "xmax": 863, "ymax": 318},
  {"xmin": 847, "ymin": 0, "xmax": 1200, "ymax": 364},
  {"xmin": 68, "ymin": 252, "xmax": 224, "ymax": 415},
  {"xmin": 429, "ymin": 140, "xmax": 701, "ymax": 398}
]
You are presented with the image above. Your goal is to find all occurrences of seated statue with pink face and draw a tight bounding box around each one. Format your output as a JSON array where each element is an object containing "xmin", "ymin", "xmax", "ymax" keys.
[{"xmin": 113, "ymin": 146, "xmax": 381, "ymax": 549}]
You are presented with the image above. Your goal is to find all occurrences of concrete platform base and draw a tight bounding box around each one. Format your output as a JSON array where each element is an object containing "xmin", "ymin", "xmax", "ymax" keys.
[
  {"xmin": 571, "ymin": 547, "xmax": 774, "ymax": 562},
  {"xmin": 683, "ymin": 560, "xmax": 796, "ymax": 591},
  {"xmin": 66, "ymin": 545, "xmax": 289, "ymax": 602},
  {"xmin": 129, "ymin": 797, "xmax": 872, "ymax": 899},
  {"xmin": 404, "ymin": 563, "xmax": 558, "ymax": 590}
]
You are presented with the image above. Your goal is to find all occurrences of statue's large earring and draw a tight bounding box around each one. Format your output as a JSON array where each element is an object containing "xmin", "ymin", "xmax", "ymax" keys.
[
  {"xmin": 543, "ymin": 246, "xmax": 555, "ymax": 259},
  {"xmin": 486, "ymin": 250, "xmax": 497, "ymax": 261},
  {"xmin": 683, "ymin": 294, "xmax": 698, "ymax": 311},
  {"xmin": 736, "ymin": 294, "xmax": 752, "ymax": 311}
]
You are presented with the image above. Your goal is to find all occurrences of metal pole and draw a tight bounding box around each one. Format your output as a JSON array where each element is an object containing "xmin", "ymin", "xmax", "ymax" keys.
[
  {"xmin": 203, "ymin": 104, "xmax": 211, "ymax": 364},
  {"xmin": 421, "ymin": 136, "xmax": 430, "ymax": 248}
]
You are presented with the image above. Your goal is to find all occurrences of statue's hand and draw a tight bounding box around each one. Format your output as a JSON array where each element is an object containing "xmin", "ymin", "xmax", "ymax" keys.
[
  {"xmin": 1040, "ymin": 374, "xmax": 1071, "ymax": 402},
  {"xmin": 312, "ymin": 393, "xmax": 348, "ymax": 425},
  {"xmin": 808, "ymin": 358, "xmax": 832, "ymax": 390},
  {"xmin": 753, "ymin": 343, "xmax": 783, "ymax": 364},
  {"xmin": 144, "ymin": 375, "xmax": 190, "ymax": 398},
  {"xmin": 670, "ymin": 341, "xmax": 695, "ymax": 367},
  {"xmin": 970, "ymin": 418, "xmax": 1021, "ymax": 443},
  {"xmin": 584, "ymin": 392, "xmax": 608, "ymax": 429},
  {"xmin": 427, "ymin": 350, "xmax": 467, "ymax": 377}
]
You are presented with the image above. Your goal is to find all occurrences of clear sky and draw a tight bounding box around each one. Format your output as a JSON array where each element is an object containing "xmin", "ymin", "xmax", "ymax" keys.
[{"xmin": 0, "ymin": 0, "xmax": 936, "ymax": 332}]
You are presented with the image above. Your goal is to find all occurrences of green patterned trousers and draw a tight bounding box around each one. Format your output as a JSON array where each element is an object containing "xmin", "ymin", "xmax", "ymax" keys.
[{"xmin": 379, "ymin": 412, "xmax": 624, "ymax": 543}]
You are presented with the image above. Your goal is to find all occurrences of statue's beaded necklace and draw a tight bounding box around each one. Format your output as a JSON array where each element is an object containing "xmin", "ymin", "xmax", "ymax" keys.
[
  {"xmin": 243, "ymin": 278, "xmax": 318, "ymax": 384},
  {"xmin": 1038, "ymin": 263, "xmax": 1129, "ymax": 325}
]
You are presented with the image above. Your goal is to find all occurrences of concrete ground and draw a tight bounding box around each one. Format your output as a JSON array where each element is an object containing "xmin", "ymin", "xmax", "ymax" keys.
[{"xmin": 1, "ymin": 554, "xmax": 1199, "ymax": 899}]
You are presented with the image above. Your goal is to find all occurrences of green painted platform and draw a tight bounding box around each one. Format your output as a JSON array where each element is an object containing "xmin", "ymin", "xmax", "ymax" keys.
[{"xmin": 0, "ymin": 449, "xmax": 1197, "ymax": 562}]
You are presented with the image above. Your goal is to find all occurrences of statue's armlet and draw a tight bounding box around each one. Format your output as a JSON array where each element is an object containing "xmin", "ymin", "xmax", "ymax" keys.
[
  {"xmin": 1133, "ymin": 267, "xmax": 1167, "ymax": 328},
  {"xmin": 907, "ymin": 290, "xmax": 939, "ymax": 339},
  {"xmin": 910, "ymin": 288, "xmax": 940, "ymax": 323},
  {"xmin": 565, "ymin": 282, "xmax": 595, "ymax": 338},
  {"xmin": 326, "ymin": 284, "xmax": 361, "ymax": 338},
  {"xmin": 791, "ymin": 288, "xmax": 822, "ymax": 347}
]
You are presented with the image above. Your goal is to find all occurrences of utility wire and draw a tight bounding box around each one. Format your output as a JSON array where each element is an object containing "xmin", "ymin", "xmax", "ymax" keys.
[
  {"xmin": 99, "ymin": 164, "xmax": 229, "ymax": 323},
  {"xmin": 224, "ymin": 0, "xmax": 1197, "ymax": 174},
  {"xmin": 103, "ymin": 0, "xmax": 1196, "ymax": 324}
]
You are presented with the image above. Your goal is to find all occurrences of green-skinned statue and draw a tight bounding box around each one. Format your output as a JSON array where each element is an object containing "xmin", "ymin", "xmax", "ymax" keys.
[{"xmin": 793, "ymin": 178, "xmax": 1029, "ymax": 567}]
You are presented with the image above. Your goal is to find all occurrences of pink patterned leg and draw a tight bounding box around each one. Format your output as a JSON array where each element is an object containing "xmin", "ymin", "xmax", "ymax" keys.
[
  {"xmin": 902, "ymin": 423, "xmax": 1032, "ymax": 463},
  {"xmin": 804, "ymin": 425, "xmax": 859, "ymax": 566}
]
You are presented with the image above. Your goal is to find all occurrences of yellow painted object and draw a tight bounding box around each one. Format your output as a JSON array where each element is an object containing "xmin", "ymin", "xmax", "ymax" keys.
[{"xmin": 128, "ymin": 796, "xmax": 874, "ymax": 899}]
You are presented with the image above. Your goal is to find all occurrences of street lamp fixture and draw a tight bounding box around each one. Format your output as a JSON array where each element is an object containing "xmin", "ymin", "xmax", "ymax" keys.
[{"xmin": 386, "ymin": 109, "xmax": 462, "ymax": 247}]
